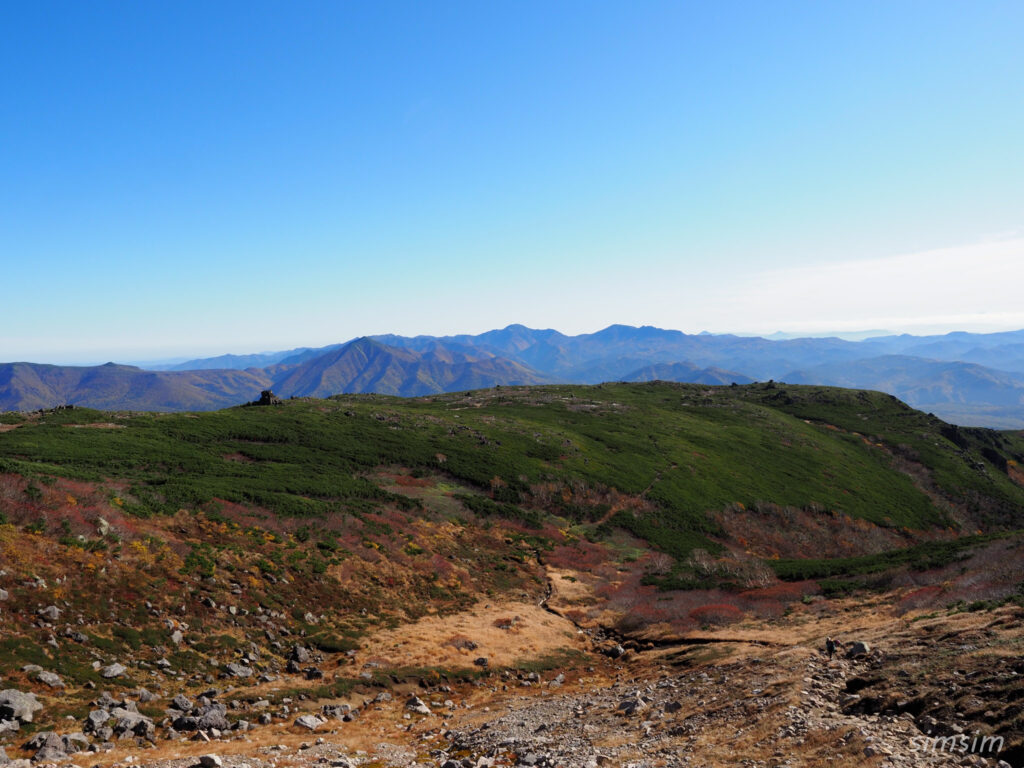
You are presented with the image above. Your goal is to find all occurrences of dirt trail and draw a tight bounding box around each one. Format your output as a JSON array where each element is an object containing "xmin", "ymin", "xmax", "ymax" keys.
[{"xmin": 61, "ymin": 599, "xmax": 1023, "ymax": 768}]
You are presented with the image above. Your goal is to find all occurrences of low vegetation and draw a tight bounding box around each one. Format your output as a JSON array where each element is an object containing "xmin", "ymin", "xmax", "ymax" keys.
[{"xmin": 0, "ymin": 382, "xmax": 1022, "ymax": 740}]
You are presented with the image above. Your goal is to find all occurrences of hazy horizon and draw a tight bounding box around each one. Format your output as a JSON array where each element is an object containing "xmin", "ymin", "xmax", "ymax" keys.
[{"xmin": 6, "ymin": 320, "xmax": 1024, "ymax": 369}]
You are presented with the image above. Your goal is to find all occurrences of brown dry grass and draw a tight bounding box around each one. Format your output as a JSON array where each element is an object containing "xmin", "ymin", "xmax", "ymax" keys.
[
  {"xmin": 546, "ymin": 566, "xmax": 596, "ymax": 607},
  {"xmin": 58, "ymin": 591, "xmax": 1024, "ymax": 768},
  {"xmin": 356, "ymin": 599, "xmax": 585, "ymax": 669}
]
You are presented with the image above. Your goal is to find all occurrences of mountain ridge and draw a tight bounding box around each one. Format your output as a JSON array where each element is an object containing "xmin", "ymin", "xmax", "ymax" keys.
[{"xmin": 4, "ymin": 324, "xmax": 1024, "ymax": 427}]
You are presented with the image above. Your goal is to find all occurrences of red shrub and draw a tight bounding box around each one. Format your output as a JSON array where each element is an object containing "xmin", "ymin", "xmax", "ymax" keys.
[
  {"xmin": 897, "ymin": 585, "xmax": 944, "ymax": 613},
  {"xmin": 689, "ymin": 603, "xmax": 743, "ymax": 626}
]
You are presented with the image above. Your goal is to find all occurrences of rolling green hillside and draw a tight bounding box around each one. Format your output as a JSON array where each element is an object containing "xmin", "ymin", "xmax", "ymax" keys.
[
  {"xmin": 1, "ymin": 381, "xmax": 1023, "ymax": 731},
  {"xmin": 3, "ymin": 382, "xmax": 1023, "ymax": 563}
]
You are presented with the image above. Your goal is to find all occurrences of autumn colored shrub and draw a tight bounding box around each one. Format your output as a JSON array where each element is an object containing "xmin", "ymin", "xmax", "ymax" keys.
[
  {"xmin": 689, "ymin": 603, "xmax": 742, "ymax": 626},
  {"xmin": 897, "ymin": 585, "xmax": 944, "ymax": 613}
]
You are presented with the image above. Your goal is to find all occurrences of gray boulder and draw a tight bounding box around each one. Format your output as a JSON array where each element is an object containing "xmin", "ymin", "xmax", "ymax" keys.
[
  {"xmin": 25, "ymin": 732, "xmax": 66, "ymax": 763},
  {"xmin": 405, "ymin": 696, "xmax": 432, "ymax": 715},
  {"xmin": 61, "ymin": 733, "xmax": 90, "ymax": 754},
  {"xmin": 845, "ymin": 640, "xmax": 871, "ymax": 659},
  {"xmin": 321, "ymin": 704, "xmax": 349, "ymax": 720},
  {"xmin": 35, "ymin": 672, "xmax": 64, "ymax": 689},
  {"xmin": 100, "ymin": 663, "xmax": 127, "ymax": 679},
  {"xmin": 84, "ymin": 709, "xmax": 110, "ymax": 733},
  {"xmin": 37, "ymin": 606, "xmax": 61, "ymax": 622},
  {"xmin": 110, "ymin": 707, "xmax": 154, "ymax": 738},
  {"xmin": 605, "ymin": 644, "xmax": 626, "ymax": 659},
  {"xmin": 135, "ymin": 687, "xmax": 158, "ymax": 703},
  {"xmin": 0, "ymin": 720, "xmax": 20, "ymax": 736},
  {"xmin": 617, "ymin": 696, "xmax": 649, "ymax": 716},
  {"xmin": 223, "ymin": 663, "xmax": 252, "ymax": 678},
  {"xmin": 172, "ymin": 716, "xmax": 199, "ymax": 731},
  {"xmin": 0, "ymin": 690, "xmax": 42, "ymax": 723},
  {"xmin": 196, "ymin": 705, "xmax": 230, "ymax": 732},
  {"xmin": 294, "ymin": 714, "xmax": 323, "ymax": 731}
]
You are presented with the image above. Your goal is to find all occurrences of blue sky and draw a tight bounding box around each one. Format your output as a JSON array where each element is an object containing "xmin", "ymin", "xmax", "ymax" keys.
[{"xmin": 2, "ymin": 1, "xmax": 1022, "ymax": 363}]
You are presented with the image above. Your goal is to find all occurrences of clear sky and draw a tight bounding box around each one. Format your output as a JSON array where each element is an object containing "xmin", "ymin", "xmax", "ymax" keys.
[{"xmin": 2, "ymin": 1, "xmax": 1023, "ymax": 364}]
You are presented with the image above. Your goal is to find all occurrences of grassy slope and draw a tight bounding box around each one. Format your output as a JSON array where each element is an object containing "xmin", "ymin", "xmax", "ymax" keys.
[
  {"xmin": 2, "ymin": 382, "xmax": 1022, "ymax": 559},
  {"xmin": 1, "ymin": 381, "xmax": 1023, "ymax": 733}
]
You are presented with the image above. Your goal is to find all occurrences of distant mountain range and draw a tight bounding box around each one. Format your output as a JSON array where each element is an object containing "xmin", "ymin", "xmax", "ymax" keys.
[{"xmin": 3, "ymin": 325, "xmax": 1024, "ymax": 428}]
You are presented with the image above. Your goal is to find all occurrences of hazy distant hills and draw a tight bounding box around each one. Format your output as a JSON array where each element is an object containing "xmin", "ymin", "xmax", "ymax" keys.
[
  {"xmin": 0, "ymin": 338, "xmax": 549, "ymax": 412},
  {"xmin": 3, "ymin": 325, "xmax": 1024, "ymax": 427},
  {"xmin": 785, "ymin": 355, "xmax": 1024, "ymax": 406},
  {"xmin": 271, "ymin": 338, "xmax": 548, "ymax": 399},
  {"xmin": 0, "ymin": 362, "xmax": 273, "ymax": 412},
  {"xmin": 784, "ymin": 355, "xmax": 1024, "ymax": 429},
  {"xmin": 156, "ymin": 344, "xmax": 347, "ymax": 371}
]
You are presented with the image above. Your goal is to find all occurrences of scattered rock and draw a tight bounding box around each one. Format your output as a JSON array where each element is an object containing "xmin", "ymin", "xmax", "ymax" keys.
[
  {"xmin": 37, "ymin": 606, "xmax": 61, "ymax": 622},
  {"xmin": 617, "ymin": 696, "xmax": 649, "ymax": 716},
  {"xmin": 224, "ymin": 663, "xmax": 253, "ymax": 678},
  {"xmin": 253, "ymin": 390, "xmax": 283, "ymax": 406},
  {"xmin": 25, "ymin": 731, "xmax": 67, "ymax": 762},
  {"xmin": 85, "ymin": 709, "xmax": 111, "ymax": 733},
  {"xmin": 845, "ymin": 641, "xmax": 871, "ymax": 659},
  {"xmin": 294, "ymin": 714, "xmax": 324, "ymax": 731},
  {"xmin": 601, "ymin": 643, "xmax": 626, "ymax": 659},
  {"xmin": 0, "ymin": 690, "xmax": 43, "ymax": 723},
  {"xmin": 35, "ymin": 671, "xmax": 64, "ymax": 689},
  {"xmin": 406, "ymin": 696, "xmax": 432, "ymax": 715},
  {"xmin": 0, "ymin": 720, "xmax": 19, "ymax": 736},
  {"xmin": 111, "ymin": 706, "xmax": 155, "ymax": 738},
  {"xmin": 100, "ymin": 663, "xmax": 127, "ymax": 679},
  {"xmin": 136, "ymin": 687, "xmax": 159, "ymax": 703},
  {"xmin": 62, "ymin": 733, "xmax": 89, "ymax": 754}
]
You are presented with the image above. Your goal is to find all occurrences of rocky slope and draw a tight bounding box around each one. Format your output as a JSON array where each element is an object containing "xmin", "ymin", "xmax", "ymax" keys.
[{"xmin": 1, "ymin": 591, "xmax": 1020, "ymax": 768}]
